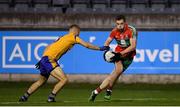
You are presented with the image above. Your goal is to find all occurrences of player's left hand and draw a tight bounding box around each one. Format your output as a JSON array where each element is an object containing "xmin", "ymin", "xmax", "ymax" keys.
[
  {"xmin": 99, "ymin": 46, "xmax": 110, "ymax": 51},
  {"xmin": 35, "ymin": 61, "xmax": 40, "ymax": 69}
]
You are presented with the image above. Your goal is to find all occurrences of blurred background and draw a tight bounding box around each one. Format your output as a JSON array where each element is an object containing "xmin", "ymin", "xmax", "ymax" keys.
[{"xmin": 0, "ymin": 0, "xmax": 180, "ymax": 84}]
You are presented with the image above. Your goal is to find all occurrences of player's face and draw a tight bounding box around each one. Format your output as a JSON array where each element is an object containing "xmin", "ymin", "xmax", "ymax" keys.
[{"xmin": 116, "ymin": 19, "xmax": 125, "ymax": 30}]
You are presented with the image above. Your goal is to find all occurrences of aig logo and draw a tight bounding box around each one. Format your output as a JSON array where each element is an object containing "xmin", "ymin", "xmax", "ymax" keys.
[{"xmin": 2, "ymin": 36, "xmax": 57, "ymax": 68}]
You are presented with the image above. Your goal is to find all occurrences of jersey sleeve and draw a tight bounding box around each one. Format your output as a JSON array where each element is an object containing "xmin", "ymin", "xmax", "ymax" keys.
[
  {"xmin": 75, "ymin": 36, "xmax": 82, "ymax": 44},
  {"xmin": 109, "ymin": 30, "xmax": 115, "ymax": 39},
  {"xmin": 129, "ymin": 25, "xmax": 137, "ymax": 40}
]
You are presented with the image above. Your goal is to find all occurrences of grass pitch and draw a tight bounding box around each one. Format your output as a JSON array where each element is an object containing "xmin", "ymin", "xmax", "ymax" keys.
[{"xmin": 0, "ymin": 81, "xmax": 180, "ymax": 106}]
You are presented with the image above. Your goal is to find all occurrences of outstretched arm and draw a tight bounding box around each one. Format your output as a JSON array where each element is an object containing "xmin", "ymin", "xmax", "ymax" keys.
[
  {"xmin": 77, "ymin": 37, "xmax": 100, "ymax": 50},
  {"xmin": 76, "ymin": 36, "xmax": 110, "ymax": 51},
  {"xmin": 104, "ymin": 37, "xmax": 113, "ymax": 46}
]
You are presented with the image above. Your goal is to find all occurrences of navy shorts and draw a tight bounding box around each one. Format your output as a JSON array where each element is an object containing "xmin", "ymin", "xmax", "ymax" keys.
[{"xmin": 39, "ymin": 56, "xmax": 59, "ymax": 78}]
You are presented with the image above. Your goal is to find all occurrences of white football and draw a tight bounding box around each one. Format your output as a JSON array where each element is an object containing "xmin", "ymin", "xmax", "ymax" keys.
[{"xmin": 104, "ymin": 51, "xmax": 115, "ymax": 62}]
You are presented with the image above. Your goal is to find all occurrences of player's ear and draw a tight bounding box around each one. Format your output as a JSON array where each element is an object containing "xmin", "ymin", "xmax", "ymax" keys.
[
  {"xmin": 76, "ymin": 29, "xmax": 80, "ymax": 36},
  {"xmin": 75, "ymin": 34, "xmax": 79, "ymax": 37}
]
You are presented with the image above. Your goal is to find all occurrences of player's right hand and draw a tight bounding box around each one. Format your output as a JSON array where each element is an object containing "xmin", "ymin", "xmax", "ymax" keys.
[
  {"xmin": 35, "ymin": 61, "xmax": 40, "ymax": 69},
  {"xmin": 99, "ymin": 46, "xmax": 110, "ymax": 51}
]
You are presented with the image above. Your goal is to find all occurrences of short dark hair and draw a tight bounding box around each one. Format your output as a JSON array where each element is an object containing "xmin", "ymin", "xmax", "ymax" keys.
[
  {"xmin": 115, "ymin": 15, "xmax": 126, "ymax": 22},
  {"xmin": 69, "ymin": 24, "xmax": 80, "ymax": 30}
]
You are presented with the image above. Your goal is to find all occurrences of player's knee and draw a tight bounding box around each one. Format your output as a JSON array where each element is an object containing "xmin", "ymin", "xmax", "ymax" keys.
[
  {"xmin": 36, "ymin": 80, "xmax": 46, "ymax": 86},
  {"xmin": 35, "ymin": 81, "xmax": 42, "ymax": 87},
  {"xmin": 58, "ymin": 76, "xmax": 68, "ymax": 85},
  {"xmin": 62, "ymin": 77, "xmax": 68, "ymax": 84},
  {"xmin": 116, "ymin": 67, "xmax": 123, "ymax": 74}
]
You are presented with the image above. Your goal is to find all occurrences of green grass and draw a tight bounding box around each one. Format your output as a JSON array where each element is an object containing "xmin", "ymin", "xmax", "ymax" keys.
[{"xmin": 0, "ymin": 81, "xmax": 180, "ymax": 106}]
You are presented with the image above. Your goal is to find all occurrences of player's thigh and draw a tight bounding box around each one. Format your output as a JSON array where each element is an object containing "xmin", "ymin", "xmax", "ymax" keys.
[
  {"xmin": 109, "ymin": 61, "xmax": 123, "ymax": 79},
  {"xmin": 114, "ymin": 60, "xmax": 123, "ymax": 74},
  {"xmin": 50, "ymin": 67, "xmax": 67, "ymax": 81},
  {"xmin": 39, "ymin": 75, "xmax": 48, "ymax": 82}
]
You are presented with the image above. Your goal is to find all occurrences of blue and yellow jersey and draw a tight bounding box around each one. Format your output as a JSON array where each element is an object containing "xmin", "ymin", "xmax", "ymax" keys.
[{"xmin": 43, "ymin": 33, "xmax": 81, "ymax": 60}]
